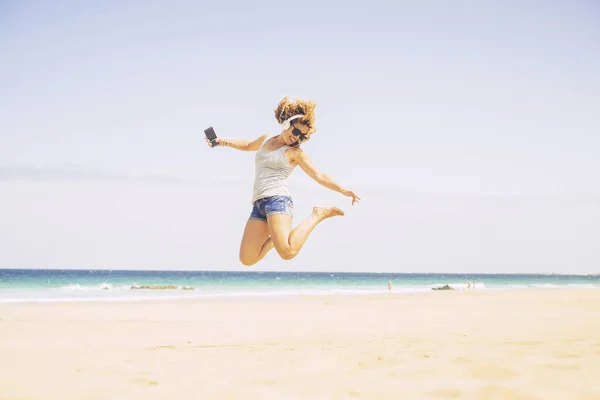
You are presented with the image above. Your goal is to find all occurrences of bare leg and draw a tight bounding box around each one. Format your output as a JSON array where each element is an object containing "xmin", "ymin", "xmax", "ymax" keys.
[
  {"xmin": 268, "ymin": 206, "xmax": 344, "ymax": 260},
  {"xmin": 238, "ymin": 219, "xmax": 274, "ymax": 266}
]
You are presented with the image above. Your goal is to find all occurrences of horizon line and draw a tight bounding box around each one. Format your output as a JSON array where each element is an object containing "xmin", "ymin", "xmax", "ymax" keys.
[{"xmin": 1, "ymin": 268, "xmax": 598, "ymax": 276}]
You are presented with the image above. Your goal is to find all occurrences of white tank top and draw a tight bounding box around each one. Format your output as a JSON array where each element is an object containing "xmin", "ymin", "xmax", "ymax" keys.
[{"xmin": 251, "ymin": 136, "xmax": 296, "ymax": 204}]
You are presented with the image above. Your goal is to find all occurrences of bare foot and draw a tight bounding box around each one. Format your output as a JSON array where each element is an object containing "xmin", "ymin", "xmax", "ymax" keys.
[{"xmin": 312, "ymin": 206, "xmax": 344, "ymax": 219}]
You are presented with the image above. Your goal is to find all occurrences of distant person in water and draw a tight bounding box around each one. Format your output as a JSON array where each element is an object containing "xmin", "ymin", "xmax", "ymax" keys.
[{"xmin": 206, "ymin": 97, "xmax": 360, "ymax": 266}]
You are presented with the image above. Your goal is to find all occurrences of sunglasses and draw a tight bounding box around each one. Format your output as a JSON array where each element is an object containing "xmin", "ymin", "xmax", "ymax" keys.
[{"xmin": 291, "ymin": 124, "xmax": 308, "ymax": 142}]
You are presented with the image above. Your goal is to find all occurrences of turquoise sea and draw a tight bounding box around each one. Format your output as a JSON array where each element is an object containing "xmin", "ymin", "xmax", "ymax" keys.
[{"xmin": 1, "ymin": 269, "xmax": 599, "ymax": 303}]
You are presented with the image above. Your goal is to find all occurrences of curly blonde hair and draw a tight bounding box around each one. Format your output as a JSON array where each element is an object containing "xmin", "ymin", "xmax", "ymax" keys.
[{"xmin": 274, "ymin": 97, "xmax": 317, "ymax": 132}]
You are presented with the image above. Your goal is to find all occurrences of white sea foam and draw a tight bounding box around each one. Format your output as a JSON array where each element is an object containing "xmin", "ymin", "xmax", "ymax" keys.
[
  {"xmin": 62, "ymin": 283, "xmax": 120, "ymax": 291},
  {"xmin": 2, "ymin": 279, "xmax": 598, "ymax": 304},
  {"xmin": 528, "ymin": 283, "xmax": 598, "ymax": 289}
]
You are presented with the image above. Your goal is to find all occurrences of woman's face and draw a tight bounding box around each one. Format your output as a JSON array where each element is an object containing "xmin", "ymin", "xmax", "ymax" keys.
[{"xmin": 283, "ymin": 122, "xmax": 311, "ymax": 146}]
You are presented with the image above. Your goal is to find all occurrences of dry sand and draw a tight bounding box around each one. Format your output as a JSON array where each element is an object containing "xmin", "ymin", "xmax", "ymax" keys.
[{"xmin": 1, "ymin": 289, "xmax": 599, "ymax": 400}]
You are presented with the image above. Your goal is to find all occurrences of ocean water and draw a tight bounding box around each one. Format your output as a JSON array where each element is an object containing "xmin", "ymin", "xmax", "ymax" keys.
[{"xmin": 0, "ymin": 269, "xmax": 598, "ymax": 303}]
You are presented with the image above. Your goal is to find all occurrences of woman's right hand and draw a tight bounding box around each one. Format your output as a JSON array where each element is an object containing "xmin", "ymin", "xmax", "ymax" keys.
[{"xmin": 205, "ymin": 137, "xmax": 222, "ymax": 148}]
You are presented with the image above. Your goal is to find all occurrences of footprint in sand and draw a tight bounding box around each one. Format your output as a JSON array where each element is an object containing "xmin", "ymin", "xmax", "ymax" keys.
[
  {"xmin": 470, "ymin": 365, "xmax": 519, "ymax": 380},
  {"xmin": 129, "ymin": 377, "xmax": 158, "ymax": 386},
  {"xmin": 560, "ymin": 337, "xmax": 585, "ymax": 343},
  {"xmin": 540, "ymin": 363, "xmax": 580, "ymax": 371},
  {"xmin": 553, "ymin": 350, "xmax": 582, "ymax": 359},
  {"xmin": 503, "ymin": 341, "xmax": 543, "ymax": 346},
  {"xmin": 476, "ymin": 385, "xmax": 536, "ymax": 400},
  {"xmin": 451, "ymin": 357, "xmax": 471, "ymax": 366},
  {"xmin": 425, "ymin": 388, "xmax": 461, "ymax": 398},
  {"xmin": 148, "ymin": 345, "xmax": 176, "ymax": 351}
]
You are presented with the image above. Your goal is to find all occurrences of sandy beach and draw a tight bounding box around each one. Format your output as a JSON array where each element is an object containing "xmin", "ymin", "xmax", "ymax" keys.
[{"xmin": 1, "ymin": 289, "xmax": 599, "ymax": 400}]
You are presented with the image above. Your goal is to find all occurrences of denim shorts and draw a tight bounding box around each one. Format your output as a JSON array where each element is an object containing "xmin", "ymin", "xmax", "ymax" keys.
[{"xmin": 249, "ymin": 196, "xmax": 294, "ymax": 222}]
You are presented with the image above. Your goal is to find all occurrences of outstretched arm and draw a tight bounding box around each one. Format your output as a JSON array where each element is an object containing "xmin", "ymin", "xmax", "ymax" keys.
[
  {"xmin": 293, "ymin": 149, "xmax": 360, "ymax": 205},
  {"xmin": 207, "ymin": 134, "xmax": 269, "ymax": 151}
]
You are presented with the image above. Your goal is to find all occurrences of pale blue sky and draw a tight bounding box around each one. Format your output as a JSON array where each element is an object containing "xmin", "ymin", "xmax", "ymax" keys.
[{"xmin": 1, "ymin": 1, "xmax": 599, "ymax": 272}]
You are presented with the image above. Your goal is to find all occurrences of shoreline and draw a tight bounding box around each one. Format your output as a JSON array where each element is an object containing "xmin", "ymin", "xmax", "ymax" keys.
[
  {"xmin": 2, "ymin": 285, "xmax": 600, "ymax": 304},
  {"xmin": 1, "ymin": 286, "xmax": 599, "ymax": 306}
]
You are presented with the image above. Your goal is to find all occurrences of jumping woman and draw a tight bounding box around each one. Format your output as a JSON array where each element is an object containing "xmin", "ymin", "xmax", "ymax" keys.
[{"xmin": 206, "ymin": 97, "xmax": 360, "ymax": 266}]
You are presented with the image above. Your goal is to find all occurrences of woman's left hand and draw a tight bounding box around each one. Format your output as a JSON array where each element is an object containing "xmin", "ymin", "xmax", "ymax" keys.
[{"xmin": 343, "ymin": 189, "xmax": 360, "ymax": 205}]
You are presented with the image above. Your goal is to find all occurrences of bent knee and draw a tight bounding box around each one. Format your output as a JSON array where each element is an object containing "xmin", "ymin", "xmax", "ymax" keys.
[
  {"xmin": 276, "ymin": 246, "xmax": 297, "ymax": 261},
  {"xmin": 239, "ymin": 254, "xmax": 257, "ymax": 267}
]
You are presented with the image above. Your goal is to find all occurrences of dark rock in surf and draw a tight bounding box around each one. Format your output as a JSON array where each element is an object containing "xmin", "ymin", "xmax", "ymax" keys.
[{"xmin": 432, "ymin": 284, "xmax": 455, "ymax": 291}]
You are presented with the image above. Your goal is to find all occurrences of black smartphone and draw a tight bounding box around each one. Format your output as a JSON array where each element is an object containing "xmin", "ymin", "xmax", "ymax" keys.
[{"xmin": 204, "ymin": 126, "xmax": 218, "ymax": 148}]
